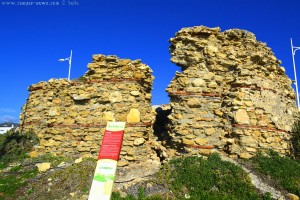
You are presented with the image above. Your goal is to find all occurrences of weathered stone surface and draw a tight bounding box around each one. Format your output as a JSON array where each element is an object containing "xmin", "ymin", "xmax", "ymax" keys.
[
  {"xmin": 133, "ymin": 138, "xmax": 145, "ymax": 146},
  {"xmin": 287, "ymin": 193, "xmax": 299, "ymax": 200},
  {"xmin": 28, "ymin": 151, "xmax": 39, "ymax": 158},
  {"xmin": 20, "ymin": 54, "xmax": 154, "ymax": 165},
  {"xmin": 195, "ymin": 138, "xmax": 208, "ymax": 145},
  {"xmin": 199, "ymin": 149, "xmax": 212, "ymax": 156},
  {"xmin": 74, "ymin": 157, "xmax": 83, "ymax": 164},
  {"xmin": 167, "ymin": 25, "xmax": 297, "ymax": 157},
  {"xmin": 205, "ymin": 128, "xmax": 215, "ymax": 136},
  {"xmin": 240, "ymin": 136, "xmax": 257, "ymax": 147},
  {"xmin": 49, "ymin": 107, "xmax": 60, "ymax": 116},
  {"xmin": 72, "ymin": 94, "xmax": 90, "ymax": 100},
  {"xmin": 235, "ymin": 109, "xmax": 250, "ymax": 125},
  {"xmin": 192, "ymin": 78, "xmax": 206, "ymax": 87},
  {"xmin": 103, "ymin": 111, "xmax": 115, "ymax": 121},
  {"xmin": 182, "ymin": 139, "xmax": 194, "ymax": 145},
  {"xmin": 187, "ymin": 98, "xmax": 201, "ymax": 108},
  {"xmin": 36, "ymin": 162, "xmax": 51, "ymax": 172},
  {"xmin": 130, "ymin": 91, "xmax": 140, "ymax": 96},
  {"xmin": 127, "ymin": 108, "xmax": 140, "ymax": 123},
  {"xmin": 19, "ymin": 27, "xmax": 299, "ymax": 193},
  {"xmin": 109, "ymin": 91, "xmax": 123, "ymax": 103},
  {"xmin": 240, "ymin": 152, "xmax": 253, "ymax": 159},
  {"xmin": 117, "ymin": 161, "xmax": 129, "ymax": 167},
  {"xmin": 115, "ymin": 160, "xmax": 160, "ymax": 186}
]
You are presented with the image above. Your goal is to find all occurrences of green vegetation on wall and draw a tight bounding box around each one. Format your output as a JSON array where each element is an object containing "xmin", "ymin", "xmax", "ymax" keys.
[{"xmin": 291, "ymin": 117, "xmax": 300, "ymax": 160}]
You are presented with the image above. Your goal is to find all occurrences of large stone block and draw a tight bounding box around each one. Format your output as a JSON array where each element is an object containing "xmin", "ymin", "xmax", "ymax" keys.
[
  {"xmin": 195, "ymin": 138, "xmax": 208, "ymax": 145},
  {"xmin": 234, "ymin": 109, "xmax": 250, "ymax": 125},
  {"xmin": 127, "ymin": 108, "xmax": 140, "ymax": 123},
  {"xmin": 109, "ymin": 91, "xmax": 123, "ymax": 103}
]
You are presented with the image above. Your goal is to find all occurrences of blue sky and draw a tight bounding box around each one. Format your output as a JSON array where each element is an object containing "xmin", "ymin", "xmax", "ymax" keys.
[{"xmin": 0, "ymin": 0, "xmax": 300, "ymax": 123}]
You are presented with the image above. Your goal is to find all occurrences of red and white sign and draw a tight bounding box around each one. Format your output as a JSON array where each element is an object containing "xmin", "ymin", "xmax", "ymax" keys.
[
  {"xmin": 88, "ymin": 122, "xmax": 125, "ymax": 200},
  {"xmin": 98, "ymin": 130, "xmax": 124, "ymax": 161}
]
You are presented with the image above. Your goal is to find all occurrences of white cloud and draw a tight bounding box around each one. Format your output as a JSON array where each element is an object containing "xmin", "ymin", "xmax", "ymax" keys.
[
  {"xmin": 0, "ymin": 115, "xmax": 19, "ymax": 123},
  {"xmin": 0, "ymin": 108, "xmax": 17, "ymax": 113},
  {"xmin": 0, "ymin": 108, "xmax": 19, "ymax": 123}
]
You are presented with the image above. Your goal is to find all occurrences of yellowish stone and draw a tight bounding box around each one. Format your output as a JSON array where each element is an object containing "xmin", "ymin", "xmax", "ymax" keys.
[
  {"xmin": 28, "ymin": 151, "xmax": 39, "ymax": 158},
  {"xmin": 103, "ymin": 111, "xmax": 115, "ymax": 122},
  {"xmin": 127, "ymin": 108, "xmax": 140, "ymax": 123},
  {"xmin": 36, "ymin": 162, "xmax": 51, "ymax": 172},
  {"xmin": 234, "ymin": 109, "xmax": 250, "ymax": 125},
  {"xmin": 240, "ymin": 152, "xmax": 253, "ymax": 159},
  {"xmin": 195, "ymin": 138, "xmax": 208, "ymax": 145}
]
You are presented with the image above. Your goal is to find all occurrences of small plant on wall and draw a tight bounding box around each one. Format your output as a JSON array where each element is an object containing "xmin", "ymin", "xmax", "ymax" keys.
[{"xmin": 291, "ymin": 117, "xmax": 300, "ymax": 160}]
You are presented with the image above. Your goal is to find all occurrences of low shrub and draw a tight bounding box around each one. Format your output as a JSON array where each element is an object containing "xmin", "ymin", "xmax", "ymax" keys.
[
  {"xmin": 249, "ymin": 150, "xmax": 300, "ymax": 196},
  {"xmin": 0, "ymin": 166, "xmax": 38, "ymax": 199},
  {"xmin": 157, "ymin": 153, "xmax": 265, "ymax": 200},
  {"xmin": 0, "ymin": 130, "xmax": 39, "ymax": 169},
  {"xmin": 22, "ymin": 158, "xmax": 96, "ymax": 200},
  {"xmin": 112, "ymin": 188, "xmax": 164, "ymax": 200},
  {"xmin": 291, "ymin": 118, "xmax": 300, "ymax": 160}
]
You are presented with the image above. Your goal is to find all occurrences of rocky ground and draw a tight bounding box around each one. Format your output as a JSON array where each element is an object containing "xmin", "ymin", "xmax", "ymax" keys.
[{"xmin": 1, "ymin": 152, "xmax": 299, "ymax": 200}]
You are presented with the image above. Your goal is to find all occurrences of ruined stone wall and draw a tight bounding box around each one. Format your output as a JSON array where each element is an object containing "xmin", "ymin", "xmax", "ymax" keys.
[
  {"xmin": 20, "ymin": 26, "xmax": 299, "ymax": 164},
  {"xmin": 18, "ymin": 27, "xmax": 300, "ymax": 191},
  {"xmin": 167, "ymin": 26, "xmax": 298, "ymax": 158},
  {"xmin": 20, "ymin": 55, "xmax": 159, "ymax": 166}
]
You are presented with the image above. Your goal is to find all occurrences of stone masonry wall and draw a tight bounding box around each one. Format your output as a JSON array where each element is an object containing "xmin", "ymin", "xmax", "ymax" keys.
[
  {"xmin": 167, "ymin": 26, "xmax": 298, "ymax": 158},
  {"xmin": 20, "ymin": 55, "xmax": 159, "ymax": 167},
  {"xmin": 19, "ymin": 27, "xmax": 300, "ymax": 190},
  {"xmin": 20, "ymin": 26, "xmax": 299, "ymax": 163}
]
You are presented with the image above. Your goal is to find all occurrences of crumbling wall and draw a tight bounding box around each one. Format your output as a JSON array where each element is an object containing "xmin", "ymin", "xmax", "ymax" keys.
[
  {"xmin": 20, "ymin": 26, "xmax": 299, "ymax": 163},
  {"xmin": 19, "ymin": 27, "xmax": 300, "ymax": 192},
  {"xmin": 20, "ymin": 54, "xmax": 159, "ymax": 166},
  {"xmin": 167, "ymin": 26, "xmax": 298, "ymax": 158}
]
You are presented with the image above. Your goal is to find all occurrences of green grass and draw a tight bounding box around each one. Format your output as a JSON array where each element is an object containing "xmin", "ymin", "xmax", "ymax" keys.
[
  {"xmin": 291, "ymin": 118, "xmax": 300, "ymax": 159},
  {"xmin": 21, "ymin": 157, "xmax": 96, "ymax": 200},
  {"xmin": 157, "ymin": 153, "xmax": 266, "ymax": 200},
  {"xmin": 30, "ymin": 152, "xmax": 75, "ymax": 167},
  {"xmin": 249, "ymin": 150, "xmax": 300, "ymax": 196},
  {"xmin": 0, "ymin": 166, "xmax": 38, "ymax": 199},
  {"xmin": 0, "ymin": 130, "xmax": 39, "ymax": 169},
  {"xmin": 1, "ymin": 130, "xmax": 299, "ymax": 199},
  {"xmin": 112, "ymin": 188, "xmax": 164, "ymax": 200},
  {"xmin": 112, "ymin": 153, "xmax": 288, "ymax": 200},
  {"xmin": 0, "ymin": 130, "xmax": 40, "ymax": 199}
]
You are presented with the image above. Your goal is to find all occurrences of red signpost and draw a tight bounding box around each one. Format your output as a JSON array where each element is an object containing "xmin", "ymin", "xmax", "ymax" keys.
[
  {"xmin": 88, "ymin": 122, "xmax": 125, "ymax": 200},
  {"xmin": 98, "ymin": 130, "xmax": 124, "ymax": 161}
]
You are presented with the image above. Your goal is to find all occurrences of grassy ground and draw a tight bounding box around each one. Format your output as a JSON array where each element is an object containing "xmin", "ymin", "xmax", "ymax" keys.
[
  {"xmin": 112, "ymin": 152, "xmax": 300, "ymax": 200},
  {"xmin": 0, "ymin": 131, "xmax": 95, "ymax": 199},
  {"xmin": 153, "ymin": 154, "xmax": 270, "ymax": 200},
  {"xmin": 0, "ymin": 130, "xmax": 299, "ymax": 200},
  {"xmin": 246, "ymin": 151, "xmax": 300, "ymax": 197}
]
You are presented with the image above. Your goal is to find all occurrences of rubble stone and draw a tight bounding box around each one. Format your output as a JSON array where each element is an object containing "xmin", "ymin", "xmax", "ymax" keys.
[
  {"xmin": 20, "ymin": 54, "xmax": 155, "ymax": 164},
  {"xmin": 167, "ymin": 26, "xmax": 298, "ymax": 158},
  {"xmin": 36, "ymin": 163, "xmax": 51, "ymax": 172},
  {"xmin": 20, "ymin": 26, "xmax": 298, "ymax": 175}
]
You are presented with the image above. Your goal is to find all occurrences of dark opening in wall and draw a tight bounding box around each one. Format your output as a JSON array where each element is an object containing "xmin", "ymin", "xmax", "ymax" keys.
[
  {"xmin": 153, "ymin": 106, "xmax": 172, "ymax": 141},
  {"xmin": 74, "ymin": 99, "xmax": 90, "ymax": 105}
]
